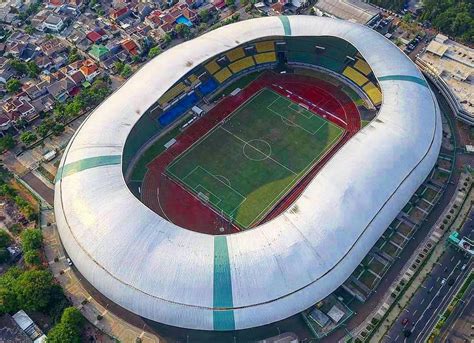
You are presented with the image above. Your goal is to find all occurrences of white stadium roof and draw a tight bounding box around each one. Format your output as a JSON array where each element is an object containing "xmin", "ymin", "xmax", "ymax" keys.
[{"xmin": 54, "ymin": 16, "xmax": 441, "ymax": 331}]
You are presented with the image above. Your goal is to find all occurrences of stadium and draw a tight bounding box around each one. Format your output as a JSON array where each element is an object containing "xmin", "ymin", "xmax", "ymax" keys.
[{"xmin": 54, "ymin": 16, "xmax": 441, "ymax": 332}]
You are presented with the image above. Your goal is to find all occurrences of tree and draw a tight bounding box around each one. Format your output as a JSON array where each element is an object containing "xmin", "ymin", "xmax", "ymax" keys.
[
  {"xmin": 47, "ymin": 307, "xmax": 84, "ymax": 343},
  {"xmin": 0, "ymin": 248, "xmax": 10, "ymax": 263},
  {"xmin": 36, "ymin": 120, "xmax": 54, "ymax": 138},
  {"xmin": 20, "ymin": 228, "xmax": 43, "ymax": 252},
  {"xmin": 199, "ymin": 9, "xmax": 210, "ymax": 22},
  {"xmin": 163, "ymin": 33, "xmax": 172, "ymax": 44},
  {"xmin": 6, "ymin": 79, "xmax": 21, "ymax": 94},
  {"xmin": 25, "ymin": 25, "xmax": 35, "ymax": 34},
  {"xmin": 225, "ymin": 0, "xmax": 235, "ymax": 7},
  {"xmin": 0, "ymin": 230, "xmax": 11, "ymax": 248},
  {"xmin": 148, "ymin": 46, "xmax": 161, "ymax": 59},
  {"xmin": 10, "ymin": 60, "xmax": 27, "ymax": 75},
  {"xmin": 14, "ymin": 269, "xmax": 55, "ymax": 311},
  {"xmin": 19, "ymin": 131, "xmax": 37, "ymax": 145},
  {"xmin": 26, "ymin": 61, "xmax": 40, "ymax": 78},
  {"xmin": 24, "ymin": 250, "xmax": 41, "ymax": 267},
  {"xmin": 51, "ymin": 123, "xmax": 65, "ymax": 136},
  {"xmin": 0, "ymin": 134, "xmax": 15, "ymax": 151},
  {"xmin": 68, "ymin": 47, "xmax": 80, "ymax": 64},
  {"xmin": 120, "ymin": 64, "xmax": 132, "ymax": 78},
  {"xmin": 175, "ymin": 23, "xmax": 191, "ymax": 38}
]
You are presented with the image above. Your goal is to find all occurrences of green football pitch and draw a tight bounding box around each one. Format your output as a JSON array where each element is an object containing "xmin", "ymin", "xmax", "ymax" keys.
[{"xmin": 166, "ymin": 88, "xmax": 344, "ymax": 229}]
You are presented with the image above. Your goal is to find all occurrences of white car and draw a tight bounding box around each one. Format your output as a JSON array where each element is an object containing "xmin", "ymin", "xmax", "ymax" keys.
[
  {"xmin": 441, "ymin": 278, "xmax": 446, "ymax": 285},
  {"xmin": 66, "ymin": 258, "xmax": 73, "ymax": 266}
]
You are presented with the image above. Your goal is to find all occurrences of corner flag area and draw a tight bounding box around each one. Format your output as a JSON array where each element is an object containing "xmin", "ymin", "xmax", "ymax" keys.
[{"xmin": 166, "ymin": 88, "xmax": 344, "ymax": 229}]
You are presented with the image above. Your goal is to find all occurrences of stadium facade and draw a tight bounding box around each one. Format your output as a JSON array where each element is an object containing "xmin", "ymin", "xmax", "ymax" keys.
[{"xmin": 54, "ymin": 16, "xmax": 441, "ymax": 331}]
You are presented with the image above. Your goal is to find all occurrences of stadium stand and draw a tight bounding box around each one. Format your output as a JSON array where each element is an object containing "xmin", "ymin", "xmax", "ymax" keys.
[
  {"xmin": 197, "ymin": 78, "xmax": 219, "ymax": 96},
  {"xmin": 188, "ymin": 74, "xmax": 199, "ymax": 84},
  {"xmin": 226, "ymin": 47, "xmax": 246, "ymax": 62},
  {"xmin": 158, "ymin": 82, "xmax": 188, "ymax": 106},
  {"xmin": 343, "ymin": 66, "xmax": 369, "ymax": 86},
  {"xmin": 254, "ymin": 52, "xmax": 277, "ymax": 64},
  {"xmin": 229, "ymin": 56, "xmax": 255, "ymax": 73},
  {"xmin": 354, "ymin": 59, "xmax": 372, "ymax": 76},
  {"xmin": 255, "ymin": 41, "xmax": 275, "ymax": 53},
  {"xmin": 214, "ymin": 67, "xmax": 233, "ymax": 83},
  {"xmin": 123, "ymin": 112, "xmax": 161, "ymax": 168},
  {"xmin": 363, "ymin": 82, "xmax": 382, "ymax": 106},
  {"xmin": 205, "ymin": 59, "xmax": 221, "ymax": 74},
  {"xmin": 159, "ymin": 91, "xmax": 199, "ymax": 126}
]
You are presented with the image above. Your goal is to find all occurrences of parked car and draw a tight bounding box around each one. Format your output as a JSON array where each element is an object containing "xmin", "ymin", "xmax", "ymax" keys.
[{"xmin": 402, "ymin": 318, "xmax": 409, "ymax": 326}]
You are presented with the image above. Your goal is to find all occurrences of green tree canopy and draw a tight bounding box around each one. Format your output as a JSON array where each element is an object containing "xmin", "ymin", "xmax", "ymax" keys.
[
  {"xmin": 0, "ymin": 135, "xmax": 15, "ymax": 151},
  {"xmin": 19, "ymin": 131, "xmax": 37, "ymax": 145},
  {"xmin": 0, "ymin": 230, "xmax": 12, "ymax": 248},
  {"xmin": 47, "ymin": 307, "xmax": 84, "ymax": 343},
  {"xmin": 24, "ymin": 250, "xmax": 41, "ymax": 267},
  {"xmin": 6, "ymin": 79, "xmax": 21, "ymax": 94},
  {"xmin": 148, "ymin": 46, "xmax": 161, "ymax": 58},
  {"xmin": 20, "ymin": 228, "xmax": 43, "ymax": 252}
]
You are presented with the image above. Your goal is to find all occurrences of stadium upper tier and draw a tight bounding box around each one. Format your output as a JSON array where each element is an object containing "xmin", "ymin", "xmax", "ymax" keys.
[{"xmin": 54, "ymin": 16, "xmax": 441, "ymax": 331}]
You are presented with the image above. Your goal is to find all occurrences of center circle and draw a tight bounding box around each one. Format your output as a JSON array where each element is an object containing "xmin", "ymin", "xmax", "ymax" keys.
[{"xmin": 242, "ymin": 139, "xmax": 272, "ymax": 161}]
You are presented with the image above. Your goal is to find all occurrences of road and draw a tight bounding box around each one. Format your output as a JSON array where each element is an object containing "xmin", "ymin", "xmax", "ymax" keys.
[
  {"xmin": 438, "ymin": 285, "xmax": 473, "ymax": 342},
  {"xmin": 383, "ymin": 210, "xmax": 473, "ymax": 343}
]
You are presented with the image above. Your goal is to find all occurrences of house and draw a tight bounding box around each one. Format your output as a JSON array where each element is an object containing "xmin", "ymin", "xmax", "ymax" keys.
[
  {"xmin": 0, "ymin": 57, "xmax": 14, "ymax": 84},
  {"xmin": 2, "ymin": 97, "xmax": 37, "ymax": 122},
  {"xmin": 0, "ymin": 314, "xmax": 32, "ymax": 342},
  {"xmin": 105, "ymin": 39, "xmax": 123, "ymax": 55},
  {"xmin": 89, "ymin": 44, "xmax": 110, "ymax": 61},
  {"xmin": 110, "ymin": 6, "xmax": 130, "ymax": 22},
  {"xmin": 40, "ymin": 38, "xmax": 67, "ymax": 57},
  {"xmin": 12, "ymin": 310, "xmax": 46, "ymax": 342},
  {"xmin": 0, "ymin": 115, "xmax": 12, "ymax": 132},
  {"xmin": 67, "ymin": 29, "xmax": 87, "ymax": 45},
  {"xmin": 80, "ymin": 59, "xmax": 100, "ymax": 81},
  {"xmin": 23, "ymin": 81, "xmax": 49, "ymax": 100},
  {"xmin": 145, "ymin": 10, "xmax": 163, "ymax": 28},
  {"xmin": 121, "ymin": 39, "xmax": 140, "ymax": 56},
  {"xmin": 5, "ymin": 42, "xmax": 26, "ymax": 58},
  {"xmin": 86, "ymin": 31, "xmax": 103, "ymax": 44},
  {"xmin": 46, "ymin": 77, "xmax": 76, "ymax": 102},
  {"xmin": 67, "ymin": 69, "xmax": 85, "ymax": 85},
  {"xmin": 43, "ymin": 14, "xmax": 65, "ymax": 32},
  {"xmin": 31, "ymin": 94, "xmax": 55, "ymax": 114},
  {"xmin": 52, "ymin": 55, "xmax": 68, "ymax": 70},
  {"xmin": 134, "ymin": 3, "xmax": 153, "ymax": 19},
  {"xmin": 48, "ymin": 0, "xmax": 65, "ymax": 7},
  {"xmin": 34, "ymin": 55, "xmax": 53, "ymax": 70}
]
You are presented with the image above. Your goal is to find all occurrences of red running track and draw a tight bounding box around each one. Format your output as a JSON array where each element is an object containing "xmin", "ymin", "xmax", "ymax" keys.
[{"xmin": 141, "ymin": 71, "xmax": 360, "ymax": 235}]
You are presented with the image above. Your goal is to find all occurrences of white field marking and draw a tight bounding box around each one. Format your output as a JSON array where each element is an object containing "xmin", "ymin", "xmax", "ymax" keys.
[
  {"xmin": 246, "ymin": 128, "xmax": 344, "ymax": 227},
  {"xmin": 194, "ymin": 184, "xmax": 223, "ymax": 206},
  {"xmin": 193, "ymin": 166, "xmax": 247, "ymax": 217},
  {"xmin": 220, "ymin": 126, "xmax": 297, "ymax": 175},
  {"xmin": 167, "ymin": 88, "xmax": 271, "ymax": 172},
  {"xmin": 281, "ymin": 85, "xmax": 347, "ymax": 125},
  {"xmin": 156, "ymin": 187, "xmax": 172, "ymax": 222},
  {"xmin": 242, "ymin": 139, "xmax": 272, "ymax": 161}
]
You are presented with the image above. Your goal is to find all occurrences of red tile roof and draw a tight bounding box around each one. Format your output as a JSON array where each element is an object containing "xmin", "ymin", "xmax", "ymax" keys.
[
  {"xmin": 121, "ymin": 39, "xmax": 139, "ymax": 56},
  {"xmin": 86, "ymin": 31, "xmax": 102, "ymax": 43}
]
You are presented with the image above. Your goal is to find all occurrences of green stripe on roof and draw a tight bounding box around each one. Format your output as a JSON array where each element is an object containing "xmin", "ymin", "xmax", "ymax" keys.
[
  {"xmin": 213, "ymin": 236, "xmax": 235, "ymax": 330},
  {"xmin": 278, "ymin": 16, "xmax": 291, "ymax": 36},
  {"xmin": 55, "ymin": 155, "xmax": 121, "ymax": 183},
  {"xmin": 378, "ymin": 75, "xmax": 428, "ymax": 87}
]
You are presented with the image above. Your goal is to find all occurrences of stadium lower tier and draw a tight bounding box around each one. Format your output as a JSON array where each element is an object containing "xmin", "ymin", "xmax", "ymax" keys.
[{"xmin": 140, "ymin": 71, "xmax": 361, "ymax": 234}]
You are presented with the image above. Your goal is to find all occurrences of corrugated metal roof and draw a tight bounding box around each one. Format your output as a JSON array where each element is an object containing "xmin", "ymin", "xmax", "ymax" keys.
[{"xmin": 54, "ymin": 16, "xmax": 441, "ymax": 331}]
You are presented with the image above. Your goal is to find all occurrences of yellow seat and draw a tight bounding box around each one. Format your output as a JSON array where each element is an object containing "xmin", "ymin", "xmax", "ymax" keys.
[
  {"xmin": 363, "ymin": 82, "xmax": 382, "ymax": 106},
  {"xmin": 343, "ymin": 66, "xmax": 369, "ymax": 86},
  {"xmin": 205, "ymin": 59, "xmax": 220, "ymax": 74},
  {"xmin": 214, "ymin": 67, "xmax": 233, "ymax": 83},
  {"xmin": 255, "ymin": 41, "xmax": 275, "ymax": 53},
  {"xmin": 229, "ymin": 56, "xmax": 255, "ymax": 74},
  {"xmin": 254, "ymin": 52, "xmax": 277, "ymax": 64},
  {"xmin": 354, "ymin": 59, "xmax": 372, "ymax": 76},
  {"xmin": 226, "ymin": 48, "xmax": 245, "ymax": 62}
]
